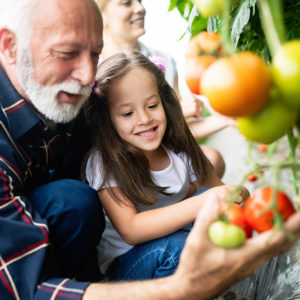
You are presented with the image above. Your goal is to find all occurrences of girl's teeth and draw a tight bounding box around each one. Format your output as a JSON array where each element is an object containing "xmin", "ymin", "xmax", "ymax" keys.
[{"xmin": 139, "ymin": 129, "xmax": 154, "ymax": 136}]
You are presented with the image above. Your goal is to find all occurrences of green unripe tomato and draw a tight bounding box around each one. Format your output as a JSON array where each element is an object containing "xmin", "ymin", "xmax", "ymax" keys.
[
  {"xmin": 272, "ymin": 40, "xmax": 300, "ymax": 107},
  {"xmin": 237, "ymin": 96, "xmax": 298, "ymax": 144},
  {"xmin": 208, "ymin": 220, "xmax": 246, "ymax": 248},
  {"xmin": 193, "ymin": 0, "xmax": 225, "ymax": 17}
]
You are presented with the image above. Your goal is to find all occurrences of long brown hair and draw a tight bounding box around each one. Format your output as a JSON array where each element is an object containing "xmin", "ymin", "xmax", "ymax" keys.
[{"xmin": 84, "ymin": 50, "xmax": 213, "ymax": 206}]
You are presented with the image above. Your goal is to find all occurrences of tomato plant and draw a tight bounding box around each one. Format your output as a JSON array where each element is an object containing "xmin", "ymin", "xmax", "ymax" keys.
[
  {"xmin": 200, "ymin": 51, "xmax": 271, "ymax": 117},
  {"xmin": 208, "ymin": 220, "xmax": 246, "ymax": 248},
  {"xmin": 272, "ymin": 40, "xmax": 300, "ymax": 108},
  {"xmin": 237, "ymin": 94, "xmax": 298, "ymax": 144},
  {"xmin": 185, "ymin": 31, "xmax": 222, "ymax": 95},
  {"xmin": 244, "ymin": 187, "xmax": 296, "ymax": 233}
]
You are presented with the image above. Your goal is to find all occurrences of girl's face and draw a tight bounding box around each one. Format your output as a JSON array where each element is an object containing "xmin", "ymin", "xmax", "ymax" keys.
[
  {"xmin": 102, "ymin": 0, "xmax": 145, "ymax": 44},
  {"xmin": 108, "ymin": 67, "xmax": 167, "ymax": 155}
]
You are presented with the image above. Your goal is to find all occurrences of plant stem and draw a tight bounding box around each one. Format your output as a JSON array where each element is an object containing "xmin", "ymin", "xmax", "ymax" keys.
[
  {"xmin": 256, "ymin": 0, "xmax": 286, "ymax": 57},
  {"xmin": 287, "ymin": 130, "xmax": 299, "ymax": 195},
  {"xmin": 221, "ymin": 0, "xmax": 235, "ymax": 56}
]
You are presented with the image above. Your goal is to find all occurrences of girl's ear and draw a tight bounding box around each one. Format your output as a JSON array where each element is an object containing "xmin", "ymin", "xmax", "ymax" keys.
[{"xmin": 0, "ymin": 29, "xmax": 17, "ymax": 64}]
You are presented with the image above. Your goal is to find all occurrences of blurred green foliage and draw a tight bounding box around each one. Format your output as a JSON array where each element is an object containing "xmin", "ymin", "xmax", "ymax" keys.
[{"xmin": 168, "ymin": 0, "xmax": 300, "ymax": 62}]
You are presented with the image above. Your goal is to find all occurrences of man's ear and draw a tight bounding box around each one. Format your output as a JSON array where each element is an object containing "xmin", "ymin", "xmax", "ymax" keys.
[{"xmin": 0, "ymin": 28, "xmax": 17, "ymax": 64}]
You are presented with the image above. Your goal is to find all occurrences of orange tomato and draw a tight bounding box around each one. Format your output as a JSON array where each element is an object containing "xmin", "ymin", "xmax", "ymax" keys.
[
  {"xmin": 185, "ymin": 31, "xmax": 222, "ymax": 57},
  {"xmin": 200, "ymin": 51, "xmax": 271, "ymax": 117},
  {"xmin": 185, "ymin": 31, "xmax": 222, "ymax": 95},
  {"xmin": 185, "ymin": 56, "xmax": 217, "ymax": 94}
]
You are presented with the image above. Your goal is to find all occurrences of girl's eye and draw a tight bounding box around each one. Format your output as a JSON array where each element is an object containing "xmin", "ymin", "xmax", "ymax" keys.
[
  {"xmin": 148, "ymin": 103, "xmax": 158, "ymax": 109},
  {"xmin": 122, "ymin": 111, "xmax": 133, "ymax": 117}
]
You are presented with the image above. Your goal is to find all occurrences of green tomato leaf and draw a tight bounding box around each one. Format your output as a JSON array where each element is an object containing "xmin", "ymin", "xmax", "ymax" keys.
[{"xmin": 231, "ymin": 0, "xmax": 256, "ymax": 47}]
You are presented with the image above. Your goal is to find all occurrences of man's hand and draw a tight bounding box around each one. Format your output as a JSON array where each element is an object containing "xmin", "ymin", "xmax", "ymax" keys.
[{"xmin": 174, "ymin": 197, "xmax": 300, "ymax": 300}]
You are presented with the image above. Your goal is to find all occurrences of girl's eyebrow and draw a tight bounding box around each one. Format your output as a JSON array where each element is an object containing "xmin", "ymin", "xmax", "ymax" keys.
[{"xmin": 115, "ymin": 94, "xmax": 159, "ymax": 109}]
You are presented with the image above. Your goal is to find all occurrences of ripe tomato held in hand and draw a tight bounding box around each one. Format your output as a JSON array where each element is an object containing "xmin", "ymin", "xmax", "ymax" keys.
[
  {"xmin": 244, "ymin": 187, "xmax": 296, "ymax": 233},
  {"xmin": 185, "ymin": 32, "xmax": 222, "ymax": 95},
  {"xmin": 272, "ymin": 40, "xmax": 300, "ymax": 108},
  {"xmin": 208, "ymin": 220, "xmax": 246, "ymax": 248},
  {"xmin": 201, "ymin": 51, "xmax": 271, "ymax": 117},
  {"xmin": 222, "ymin": 203, "xmax": 252, "ymax": 238}
]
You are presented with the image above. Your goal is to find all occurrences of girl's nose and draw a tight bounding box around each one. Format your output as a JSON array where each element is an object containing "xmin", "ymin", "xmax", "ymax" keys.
[{"xmin": 138, "ymin": 110, "xmax": 152, "ymax": 125}]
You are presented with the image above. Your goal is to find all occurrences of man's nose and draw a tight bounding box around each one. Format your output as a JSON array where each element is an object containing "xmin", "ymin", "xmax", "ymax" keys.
[{"xmin": 72, "ymin": 53, "xmax": 97, "ymax": 86}]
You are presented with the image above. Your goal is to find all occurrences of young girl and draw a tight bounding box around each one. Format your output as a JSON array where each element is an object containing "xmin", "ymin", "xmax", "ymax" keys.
[{"xmin": 84, "ymin": 50, "xmax": 248, "ymax": 281}]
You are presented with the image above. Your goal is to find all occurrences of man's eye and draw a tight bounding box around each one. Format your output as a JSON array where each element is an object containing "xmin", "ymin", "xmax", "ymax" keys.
[
  {"xmin": 57, "ymin": 51, "xmax": 78, "ymax": 59},
  {"xmin": 92, "ymin": 52, "xmax": 100, "ymax": 60}
]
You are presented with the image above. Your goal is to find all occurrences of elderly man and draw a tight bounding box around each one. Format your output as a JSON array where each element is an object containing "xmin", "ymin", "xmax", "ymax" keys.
[{"xmin": 1, "ymin": 0, "xmax": 300, "ymax": 299}]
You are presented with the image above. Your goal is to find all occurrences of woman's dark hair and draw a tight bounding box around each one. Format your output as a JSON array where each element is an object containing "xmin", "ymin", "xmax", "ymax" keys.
[{"xmin": 83, "ymin": 50, "xmax": 213, "ymax": 206}]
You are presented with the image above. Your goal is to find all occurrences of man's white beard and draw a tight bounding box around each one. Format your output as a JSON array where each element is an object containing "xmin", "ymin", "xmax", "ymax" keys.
[{"xmin": 16, "ymin": 47, "xmax": 91, "ymax": 123}]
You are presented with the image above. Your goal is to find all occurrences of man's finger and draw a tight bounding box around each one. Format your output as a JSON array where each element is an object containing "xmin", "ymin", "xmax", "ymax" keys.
[{"xmin": 190, "ymin": 199, "xmax": 220, "ymax": 239}]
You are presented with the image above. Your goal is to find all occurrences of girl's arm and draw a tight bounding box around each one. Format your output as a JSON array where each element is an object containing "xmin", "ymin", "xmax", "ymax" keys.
[{"xmin": 98, "ymin": 184, "xmax": 235, "ymax": 245}]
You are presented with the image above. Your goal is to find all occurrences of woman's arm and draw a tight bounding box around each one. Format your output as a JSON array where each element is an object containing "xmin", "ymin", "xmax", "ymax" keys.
[
  {"xmin": 188, "ymin": 115, "xmax": 237, "ymax": 139},
  {"xmin": 98, "ymin": 185, "xmax": 236, "ymax": 245}
]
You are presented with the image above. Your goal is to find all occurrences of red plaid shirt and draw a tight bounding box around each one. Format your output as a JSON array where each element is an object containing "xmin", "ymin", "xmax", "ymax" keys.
[{"xmin": 0, "ymin": 67, "xmax": 92, "ymax": 299}]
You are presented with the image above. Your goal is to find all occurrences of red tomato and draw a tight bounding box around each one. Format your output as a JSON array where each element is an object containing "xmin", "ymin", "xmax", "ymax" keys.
[
  {"xmin": 247, "ymin": 174, "xmax": 257, "ymax": 182},
  {"xmin": 247, "ymin": 170, "xmax": 264, "ymax": 182},
  {"xmin": 244, "ymin": 187, "xmax": 296, "ymax": 233},
  {"xmin": 224, "ymin": 204, "xmax": 253, "ymax": 238},
  {"xmin": 185, "ymin": 31, "xmax": 222, "ymax": 95},
  {"xmin": 258, "ymin": 144, "xmax": 268, "ymax": 152}
]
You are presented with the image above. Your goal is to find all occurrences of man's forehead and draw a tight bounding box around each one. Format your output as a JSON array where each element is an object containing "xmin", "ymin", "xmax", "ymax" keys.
[
  {"xmin": 30, "ymin": 0, "xmax": 103, "ymax": 46},
  {"xmin": 32, "ymin": 0, "xmax": 102, "ymax": 32}
]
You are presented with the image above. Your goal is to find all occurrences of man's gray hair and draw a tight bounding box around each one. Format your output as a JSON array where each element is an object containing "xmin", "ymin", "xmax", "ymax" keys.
[{"xmin": 0, "ymin": 0, "xmax": 39, "ymax": 41}]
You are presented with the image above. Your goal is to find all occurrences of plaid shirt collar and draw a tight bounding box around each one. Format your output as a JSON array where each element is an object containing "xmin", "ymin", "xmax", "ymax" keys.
[{"xmin": 0, "ymin": 66, "xmax": 41, "ymax": 140}]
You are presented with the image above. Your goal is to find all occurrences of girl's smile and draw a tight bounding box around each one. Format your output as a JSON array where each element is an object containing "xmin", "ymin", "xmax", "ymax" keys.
[{"xmin": 134, "ymin": 126, "xmax": 158, "ymax": 139}]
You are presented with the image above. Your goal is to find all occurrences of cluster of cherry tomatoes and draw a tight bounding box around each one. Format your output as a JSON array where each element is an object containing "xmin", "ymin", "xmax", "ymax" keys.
[
  {"xmin": 208, "ymin": 187, "xmax": 296, "ymax": 248},
  {"xmin": 185, "ymin": 31, "xmax": 300, "ymax": 144}
]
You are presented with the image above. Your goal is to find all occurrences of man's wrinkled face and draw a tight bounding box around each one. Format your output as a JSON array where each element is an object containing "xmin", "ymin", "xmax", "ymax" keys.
[{"xmin": 16, "ymin": 0, "xmax": 103, "ymax": 123}]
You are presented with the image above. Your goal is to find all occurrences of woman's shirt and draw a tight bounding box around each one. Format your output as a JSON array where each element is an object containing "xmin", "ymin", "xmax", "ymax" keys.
[{"xmin": 85, "ymin": 148, "xmax": 196, "ymax": 273}]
